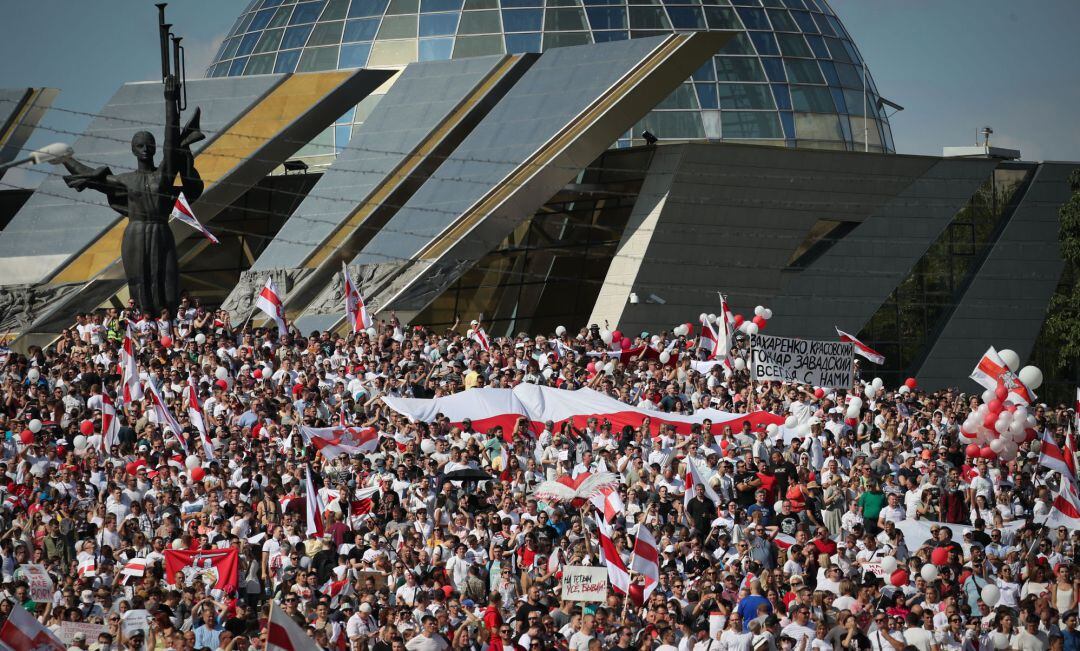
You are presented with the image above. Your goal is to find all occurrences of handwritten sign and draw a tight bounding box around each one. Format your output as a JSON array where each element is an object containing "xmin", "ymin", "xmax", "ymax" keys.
[
  {"xmin": 560, "ymin": 566, "xmax": 608, "ymax": 602},
  {"xmin": 59, "ymin": 623, "xmax": 107, "ymax": 645},
  {"xmin": 20, "ymin": 564, "xmax": 53, "ymax": 602},
  {"xmin": 751, "ymin": 334, "xmax": 853, "ymax": 389},
  {"xmin": 121, "ymin": 609, "xmax": 149, "ymax": 638},
  {"xmin": 863, "ymin": 562, "xmax": 888, "ymax": 579}
]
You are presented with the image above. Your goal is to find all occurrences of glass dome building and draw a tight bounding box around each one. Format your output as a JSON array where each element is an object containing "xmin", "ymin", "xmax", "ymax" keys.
[{"xmin": 207, "ymin": 0, "xmax": 894, "ymax": 154}]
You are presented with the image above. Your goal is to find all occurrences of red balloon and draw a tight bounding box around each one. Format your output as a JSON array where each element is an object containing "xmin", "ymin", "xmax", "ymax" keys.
[
  {"xmin": 979, "ymin": 446, "xmax": 997, "ymax": 460},
  {"xmin": 930, "ymin": 546, "xmax": 950, "ymax": 566},
  {"xmin": 79, "ymin": 420, "xmax": 95, "ymax": 436},
  {"xmin": 994, "ymin": 385, "xmax": 1008, "ymax": 401},
  {"xmin": 752, "ymin": 315, "xmax": 767, "ymax": 330},
  {"xmin": 611, "ymin": 331, "xmax": 622, "ymax": 343},
  {"xmin": 684, "ymin": 323, "xmax": 694, "ymax": 337},
  {"xmin": 983, "ymin": 413, "xmax": 998, "ymax": 430},
  {"xmin": 161, "ymin": 335, "xmax": 173, "ymax": 348},
  {"xmin": 1024, "ymin": 428, "xmax": 1037, "ymax": 443},
  {"xmin": 813, "ymin": 388, "xmax": 825, "ymax": 399},
  {"xmin": 845, "ymin": 418, "xmax": 857, "ymax": 426},
  {"xmin": 620, "ymin": 338, "xmax": 631, "ymax": 351},
  {"xmin": 253, "ymin": 369, "xmax": 262, "ymax": 379},
  {"xmin": 965, "ymin": 444, "xmax": 981, "ymax": 459},
  {"xmin": 587, "ymin": 362, "xmax": 596, "ymax": 374},
  {"xmin": 125, "ymin": 462, "xmax": 138, "ymax": 475},
  {"xmin": 904, "ymin": 377, "xmax": 917, "ymax": 389},
  {"xmin": 987, "ymin": 399, "xmax": 1002, "ymax": 414},
  {"xmin": 733, "ymin": 314, "xmax": 744, "ymax": 328},
  {"xmin": 190, "ymin": 467, "xmax": 205, "ymax": 481},
  {"xmin": 890, "ymin": 570, "xmax": 909, "ymax": 587},
  {"xmin": 19, "ymin": 429, "xmax": 33, "ymax": 444},
  {"xmin": 215, "ymin": 379, "xmax": 228, "ymax": 390}
]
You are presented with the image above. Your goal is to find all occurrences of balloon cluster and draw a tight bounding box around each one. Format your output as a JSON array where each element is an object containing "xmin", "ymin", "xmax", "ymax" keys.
[
  {"xmin": 958, "ymin": 349, "xmax": 1042, "ymax": 462},
  {"xmin": 599, "ymin": 329, "xmax": 635, "ymax": 352}
]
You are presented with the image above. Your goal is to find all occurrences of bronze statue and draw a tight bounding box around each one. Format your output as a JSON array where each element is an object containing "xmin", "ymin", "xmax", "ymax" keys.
[{"xmin": 61, "ymin": 5, "xmax": 203, "ymax": 315}]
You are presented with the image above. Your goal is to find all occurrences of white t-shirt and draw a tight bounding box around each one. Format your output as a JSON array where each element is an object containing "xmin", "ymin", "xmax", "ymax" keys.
[{"xmin": 903, "ymin": 627, "xmax": 935, "ymax": 651}]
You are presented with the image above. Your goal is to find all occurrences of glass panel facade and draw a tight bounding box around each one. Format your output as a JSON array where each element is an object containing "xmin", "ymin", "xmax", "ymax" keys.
[{"xmin": 210, "ymin": 0, "xmax": 894, "ymax": 155}]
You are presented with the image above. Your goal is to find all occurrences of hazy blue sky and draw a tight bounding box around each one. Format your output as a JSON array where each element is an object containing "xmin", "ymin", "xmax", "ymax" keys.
[{"xmin": 1, "ymin": 0, "xmax": 1077, "ymax": 188}]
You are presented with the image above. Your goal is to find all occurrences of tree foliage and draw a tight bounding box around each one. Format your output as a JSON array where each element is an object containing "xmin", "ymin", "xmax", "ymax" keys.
[{"xmin": 1043, "ymin": 169, "xmax": 1080, "ymax": 371}]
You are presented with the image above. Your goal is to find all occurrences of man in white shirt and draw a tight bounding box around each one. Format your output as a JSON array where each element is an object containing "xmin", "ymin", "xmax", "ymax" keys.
[
  {"xmin": 781, "ymin": 607, "xmax": 815, "ymax": 647},
  {"xmin": 405, "ymin": 616, "xmax": 448, "ymax": 651}
]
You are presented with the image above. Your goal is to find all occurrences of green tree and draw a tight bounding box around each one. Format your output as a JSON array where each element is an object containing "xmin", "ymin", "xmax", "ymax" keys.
[{"xmin": 1043, "ymin": 169, "xmax": 1080, "ymax": 376}]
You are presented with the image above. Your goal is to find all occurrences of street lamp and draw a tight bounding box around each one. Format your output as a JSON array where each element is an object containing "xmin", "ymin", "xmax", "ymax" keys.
[{"xmin": 0, "ymin": 142, "xmax": 74, "ymax": 171}]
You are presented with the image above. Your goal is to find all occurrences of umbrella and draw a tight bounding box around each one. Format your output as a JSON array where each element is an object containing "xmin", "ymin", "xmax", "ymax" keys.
[{"xmin": 444, "ymin": 468, "xmax": 494, "ymax": 482}]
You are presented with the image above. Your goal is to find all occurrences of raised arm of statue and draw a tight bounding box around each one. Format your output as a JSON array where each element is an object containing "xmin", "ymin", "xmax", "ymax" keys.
[{"xmin": 159, "ymin": 74, "xmax": 181, "ymax": 197}]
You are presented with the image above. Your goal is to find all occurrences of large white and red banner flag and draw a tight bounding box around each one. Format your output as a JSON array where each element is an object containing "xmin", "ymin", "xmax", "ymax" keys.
[
  {"xmin": 382, "ymin": 384, "xmax": 783, "ymax": 439},
  {"xmin": 300, "ymin": 425, "xmax": 379, "ymax": 459},
  {"xmin": 163, "ymin": 548, "xmax": 239, "ymax": 591},
  {"xmin": 0, "ymin": 603, "xmax": 65, "ymax": 651},
  {"xmin": 267, "ymin": 601, "xmax": 319, "ymax": 651}
]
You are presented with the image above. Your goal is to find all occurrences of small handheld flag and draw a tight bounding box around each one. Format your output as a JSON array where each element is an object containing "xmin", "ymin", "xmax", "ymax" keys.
[{"xmin": 171, "ymin": 192, "xmax": 219, "ymax": 244}]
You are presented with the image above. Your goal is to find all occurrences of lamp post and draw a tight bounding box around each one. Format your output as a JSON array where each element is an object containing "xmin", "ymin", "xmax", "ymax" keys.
[{"xmin": 0, "ymin": 142, "xmax": 74, "ymax": 171}]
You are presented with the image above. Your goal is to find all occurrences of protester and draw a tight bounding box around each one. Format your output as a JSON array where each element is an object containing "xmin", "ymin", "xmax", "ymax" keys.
[{"xmin": 0, "ymin": 298, "xmax": 1075, "ymax": 651}]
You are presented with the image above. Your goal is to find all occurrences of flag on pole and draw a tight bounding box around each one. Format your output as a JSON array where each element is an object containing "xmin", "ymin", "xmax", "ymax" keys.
[
  {"xmin": 470, "ymin": 320, "xmax": 491, "ymax": 352},
  {"xmin": 342, "ymin": 263, "xmax": 373, "ymax": 334},
  {"xmin": 120, "ymin": 323, "xmax": 143, "ymax": 403},
  {"xmin": 146, "ymin": 380, "xmax": 187, "ymax": 453},
  {"xmin": 969, "ymin": 346, "xmax": 1036, "ymax": 405},
  {"xmin": 717, "ymin": 293, "xmax": 732, "ymax": 357},
  {"xmin": 1040, "ymin": 431, "xmax": 1077, "ymax": 484},
  {"xmin": 0, "ymin": 603, "xmax": 65, "ymax": 651},
  {"xmin": 589, "ymin": 486, "xmax": 625, "ymax": 523},
  {"xmin": 350, "ymin": 486, "xmax": 380, "ymax": 516},
  {"xmin": 121, "ymin": 558, "xmax": 147, "ymax": 584},
  {"xmin": 1044, "ymin": 475, "xmax": 1080, "ymax": 529},
  {"xmin": 697, "ymin": 315, "xmax": 719, "ymax": 360},
  {"xmin": 255, "ymin": 276, "xmax": 287, "ymax": 336},
  {"xmin": 171, "ymin": 192, "xmax": 219, "ymax": 244},
  {"xmin": 835, "ymin": 327, "xmax": 885, "ymax": 365},
  {"xmin": 267, "ymin": 601, "xmax": 319, "ymax": 651},
  {"xmin": 684, "ymin": 457, "xmax": 721, "ymax": 508},
  {"xmin": 594, "ymin": 514, "xmax": 631, "ymax": 596},
  {"xmin": 305, "ymin": 466, "xmax": 324, "ymax": 538},
  {"xmin": 630, "ymin": 524, "xmax": 660, "ymax": 601},
  {"xmin": 185, "ymin": 379, "xmax": 214, "ymax": 460},
  {"xmin": 101, "ymin": 391, "xmax": 121, "ymax": 454}
]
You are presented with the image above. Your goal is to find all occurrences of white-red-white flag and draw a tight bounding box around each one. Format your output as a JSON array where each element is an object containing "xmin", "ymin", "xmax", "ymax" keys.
[
  {"xmin": 267, "ymin": 601, "xmax": 319, "ymax": 651},
  {"xmin": 120, "ymin": 323, "xmax": 143, "ymax": 403},
  {"xmin": 589, "ymin": 486, "xmax": 625, "ymax": 523},
  {"xmin": 300, "ymin": 425, "xmax": 379, "ymax": 459},
  {"xmin": 121, "ymin": 557, "xmax": 147, "ymax": 584},
  {"xmin": 350, "ymin": 486, "xmax": 380, "ymax": 517},
  {"xmin": 255, "ymin": 276, "xmax": 287, "ymax": 336},
  {"xmin": 342, "ymin": 263, "xmax": 373, "ymax": 334},
  {"xmin": 1040, "ymin": 431, "xmax": 1077, "ymax": 484},
  {"xmin": 631, "ymin": 524, "xmax": 659, "ymax": 601},
  {"xmin": 146, "ymin": 380, "xmax": 188, "ymax": 453},
  {"xmin": 171, "ymin": 192, "xmax": 219, "ymax": 244},
  {"xmin": 305, "ymin": 466, "xmax": 325, "ymax": 538},
  {"xmin": 594, "ymin": 514, "xmax": 630, "ymax": 596},
  {"xmin": 697, "ymin": 315, "xmax": 719, "ymax": 361},
  {"xmin": 836, "ymin": 327, "xmax": 885, "ymax": 365},
  {"xmin": 101, "ymin": 391, "xmax": 121, "ymax": 454},
  {"xmin": 185, "ymin": 379, "xmax": 214, "ymax": 460},
  {"xmin": 970, "ymin": 346, "xmax": 1036, "ymax": 405},
  {"xmin": 77, "ymin": 555, "xmax": 96, "ymax": 578},
  {"xmin": 471, "ymin": 322, "xmax": 491, "ymax": 352},
  {"xmin": 1044, "ymin": 475, "xmax": 1080, "ymax": 529},
  {"xmin": 0, "ymin": 603, "xmax": 65, "ymax": 651},
  {"xmin": 717, "ymin": 293, "xmax": 733, "ymax": 357},
  {"xmin": 684, "ymin": 457, "xmax": 721, "ymax": 508}
]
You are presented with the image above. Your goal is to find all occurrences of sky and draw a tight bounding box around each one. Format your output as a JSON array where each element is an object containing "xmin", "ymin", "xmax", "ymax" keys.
[{"xmin": 1, "ymin": 0, "xmax": 1078, "ymax": 188}]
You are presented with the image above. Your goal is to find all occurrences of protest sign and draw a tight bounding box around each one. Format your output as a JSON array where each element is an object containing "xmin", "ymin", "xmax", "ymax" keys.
[
  {"xmin": 20, "ymin": 564, "xmax": 53, "ymax": 602},
  {"xmin": 750, "ymin": 334, "xmax": 853, "ymax": 388},
  {"xmin": 58, "ymin": 623, "xmax": 107, "ymax": 645},
  {"xmin": 560, "ymin": 566, "xmax": 607, "ymax": 602},
  {"xmin": 121, "ymin": 610, "xmax": 149, "ymax": 638}
]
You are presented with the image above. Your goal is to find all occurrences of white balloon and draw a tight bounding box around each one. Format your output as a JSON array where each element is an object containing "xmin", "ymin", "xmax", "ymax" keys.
[
  {"xmin": 420, "ymin": 439, "xmax": 436, "ymax": 454},
  {"xmin": 194, "ymin": 333, "xmax": 207, "ymax": 345},
  {"xmin": 604, "ymin": 361, "xmax": 615, "ymax": 374},
  {"xmin": 185, "ymin": 455, "xmax": 200, "ymax": 470},
  {"xmin": 994, "ymin": 418, "xmax": 1011, "ymax": 435},
  {"xmin": 999, "ymin": 349, "xmax": 1020, "ymax": 373},
  {"xmin": 601, "ymin": 330, "xmax": 613, "ymax": 345},
  {"xmin": 1009, "ymin": 422, "xmax": 1027, "ymax": 441},
  {"xmin": 708, "ymin": 313, "xmax": 717, "ymax": 324},
  {"xmin": 754, "ymin": 305, "xmax": 765, "ymax": 317},
  {"xmin": 981, "ymin": 389, "xmax": 996, "ymax": 404},
  {"xmin": 651, "ymin": 335, "xmax": 661, "ymax": 345},
  {"xmin": 872, "ymin": 377, "xmax": 884, "ymax": 389},
  {"xmin": 73, "ymin": 435, "xmax": 87, "ymax": 451},
  {"xmin": 1026, "ymin": 415, "xmax": 1038, "ymax": 428},
  {"xmin": 745, "ymin": 323, "xmax": 759, "ymax": 336},
  {"xmin": 981, "ymin": 584, "xmax": 1000, "ymax": 607},
  {"xmin": 674, "ymin": 325, "xmax": 686, "ymax": 337},
  {"xmin": 172, "ymin": 539, "xmax": 185, "ymax": 550},
  {"xmin": 921, "ymin": 564, "xmax": 939, "ymax": 581},
  {"xmin": 989, "ymin": 438, "xmax": 1005, "ymax": 453},
  {"xmin": 1018, "ymin": 366, "xmax": 1043, "ymax": 390},
  {"xmin": 555, "ymin": 325, "xmax": 567, "ymax": 337},
  {"xmin": 898, "ymin": 385, "xmax": 910, "ymax": 395},
  {"xmin": 699, "ymin": 313, "xmax": 709, "ymax": 324},
  {"xmin": 766, "ymin": 424, "xmax": 778, "ymax": 435},
  {"xmin": 785, "ymin": 416, "xmax": 798, "ymax": 429},
  {"xmin": 659, "ymin": 351, "xmax": 671, "ymax": 364},
  {"xmin": 28, "ymin": 419, "xmax": 42, "ymax": 434},
  {"xmin": 796, "ymin": 424, "xmax": 811, "ymax": 437},
  {"xmin": 733, "ymin": 358, "xmax": 746, "ymax": 371},
  {"xmin": 1031, "ymin": 440, "xmax": 1043, "ymax": 455},
  {"xmin": 864, "ymin": 385, "xmax": 877, "ymax": 399},
  {"xmin": 849, "ymin": 397, "xmax": 864, "ymax": 411},
  {"xmin": 27, "ymin": 368, "xmax": 40, "ymax": 382},
  {"xmin": 880, "ymin": 556, "xmax": 897, "ymax": 574},
  {"xmin": 999, "ymin": 446, "xmax": 1018, "ymax": 462},
  {"xmin": 762, "ymin": 308, "xmax": 773, "ymax": 320},
  {"xmin": 215, "ymin": 367, "xmax": 228, "ymax": 380},
  {"xmin": 846, "ymin": 406, "xmax": 860, "ymax": 420}
]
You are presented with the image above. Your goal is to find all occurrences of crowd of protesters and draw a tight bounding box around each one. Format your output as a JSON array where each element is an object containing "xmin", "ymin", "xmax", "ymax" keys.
[{"xmin": 0, "ymin": 293, "xmax": 1077, "ymax": 651}]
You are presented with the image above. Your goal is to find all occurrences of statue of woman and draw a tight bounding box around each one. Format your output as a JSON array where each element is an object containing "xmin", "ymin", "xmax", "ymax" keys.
[{"xmin": 62, "ymin": 76, "xmax": 203, "ymax": 315}]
